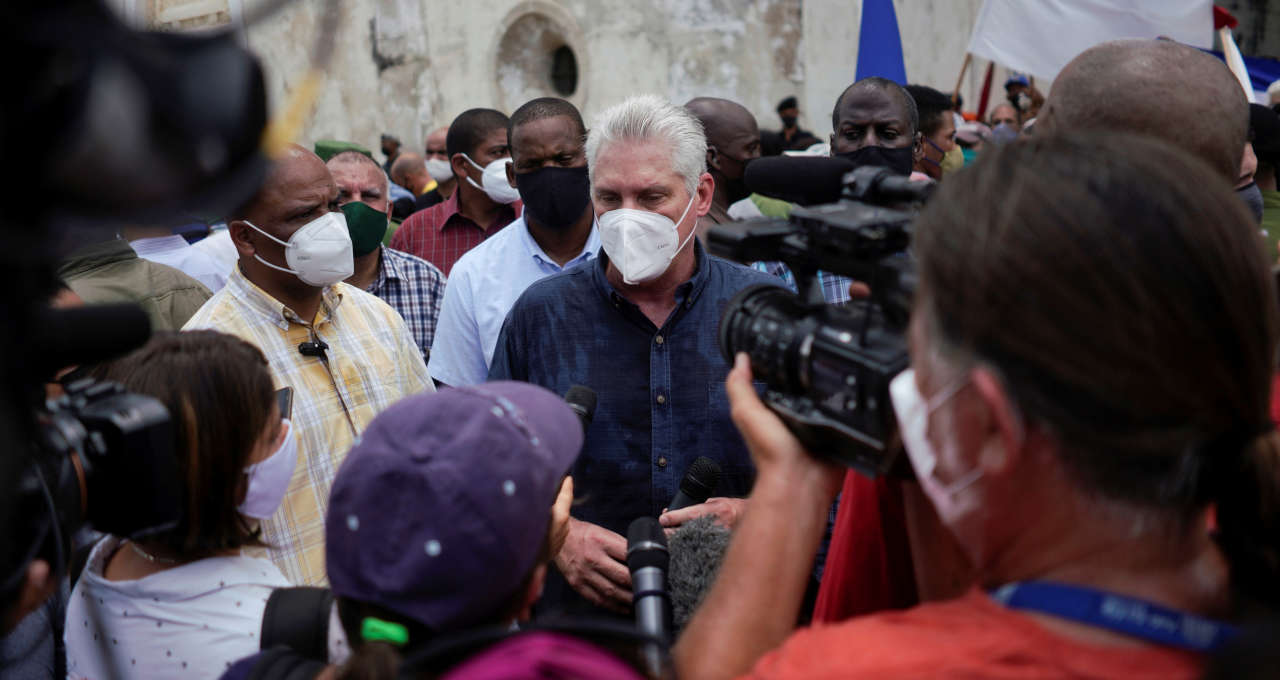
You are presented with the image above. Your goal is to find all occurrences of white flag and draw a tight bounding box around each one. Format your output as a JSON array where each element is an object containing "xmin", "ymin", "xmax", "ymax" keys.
[{"xmin": 967, "ymin": 0, "xmax": 1213, "ymax": 83}]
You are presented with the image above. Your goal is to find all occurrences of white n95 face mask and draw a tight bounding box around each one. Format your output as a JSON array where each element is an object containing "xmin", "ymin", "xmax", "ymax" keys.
[
  {"xmin": 238, "ymin": 419, "xmax": 297, "ymax": 520},
  {"xmin": 425, "ymin": 157, "xmax": 453, "ymax": 182},
  {"xmin": 462, "ymin": 154, "xmax": 520, "ymax": 204},
  {"xmin": 597, "ymin": 193, "xmax": 697, "ymax": 285},
  {"xmin": 245, "ymin": 212, "xmax": 354, "ymax": 287}
]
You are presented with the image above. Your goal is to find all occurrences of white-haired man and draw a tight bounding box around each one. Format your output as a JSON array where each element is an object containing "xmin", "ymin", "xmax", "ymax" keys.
[{"xmin": 489, "ymin": 95, "xmax": 785, "ymax": 616}]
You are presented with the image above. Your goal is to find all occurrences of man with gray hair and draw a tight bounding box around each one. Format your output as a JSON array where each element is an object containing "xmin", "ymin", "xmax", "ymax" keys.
[
  {"xmin": 489, "ymin": 94, "xmax": 783, "ymax": 616},
  {"xmin": 327, "ymin": 150, "xmax": 446, "ymax": 361}
]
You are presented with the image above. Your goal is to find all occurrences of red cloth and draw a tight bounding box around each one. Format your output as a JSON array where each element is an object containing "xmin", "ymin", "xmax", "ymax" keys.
[
  {"xmin": 1270, "ymin": 373, "xmax": 1280, "ymax": 426},
  {"xmin": 390, "ymin": 191, "xmax": 520, "ymax": 276},
  {"xmin": 745, "ymin": 588, "xmax": 1202, "ymax": 679},
  {"xmin": 812, "ymin": 473, "xmax": 918, "ymax": 622}
]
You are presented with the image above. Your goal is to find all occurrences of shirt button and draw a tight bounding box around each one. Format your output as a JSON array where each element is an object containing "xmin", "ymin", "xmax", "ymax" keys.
[
  {"xmin": 657, "ymin": 457, "xmax": 668, "ymax": 468},
  {"xmin": 655, "ymin": 335, "xmax": 664, "ymax": 345},
  {"xmin": 656, "ymin": 394, "xmax": 666, "ymax": 404}
]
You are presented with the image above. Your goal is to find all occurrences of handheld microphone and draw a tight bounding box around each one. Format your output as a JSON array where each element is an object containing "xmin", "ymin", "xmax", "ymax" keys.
[
  {"xmin": 627, "ymin": 516, "xmax": 671, "ymax": 677},
  {"xmin": 744, "ymin": 155, "xmax": 854, "ymax": 205},
  {"xmin": 563, "ymin": 384, "xmax": 597, "ymax": 433},
  {"xmin": 297, "ymin": 338, "xmax": 329, "ymax": 357},
  {"xmin": 668, "ymin": 456, "xmax": 721, "ymax": 512}
]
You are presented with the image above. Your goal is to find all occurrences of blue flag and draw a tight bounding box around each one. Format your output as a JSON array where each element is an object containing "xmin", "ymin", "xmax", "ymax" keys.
[{"xmin": 855, "ymin": 0, "xmax": 907, "ymax": 84}]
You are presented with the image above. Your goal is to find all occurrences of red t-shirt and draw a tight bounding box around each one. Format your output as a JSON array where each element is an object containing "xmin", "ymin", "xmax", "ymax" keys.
[{"xmin": 744, "ymin": 589, "xmax": 1202, "ymax": 679}]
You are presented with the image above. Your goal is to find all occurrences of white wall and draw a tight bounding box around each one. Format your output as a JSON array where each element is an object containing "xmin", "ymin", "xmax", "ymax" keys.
[{"xmin": 140, "ymin": 0, "xmax": 1034, "ymax": 154}]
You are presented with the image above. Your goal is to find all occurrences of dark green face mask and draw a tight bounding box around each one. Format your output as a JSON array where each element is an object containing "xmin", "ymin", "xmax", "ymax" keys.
[{"xmin": 341, "ymin": 201, "xmax": 388, "ymax": 257}]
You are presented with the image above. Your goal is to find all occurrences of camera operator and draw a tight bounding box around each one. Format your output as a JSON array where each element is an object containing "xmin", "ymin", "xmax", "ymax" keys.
[
  {"xmin": 676, "ymin": 132, "xmax": 1280, "ymax": 679},
  {"xmin": 222, "ymin": 382, "xmax": 577, "ymax": 679},
  {"xmin": 66, "ymin": 331, "xmax": 293, "ymax": 678}
]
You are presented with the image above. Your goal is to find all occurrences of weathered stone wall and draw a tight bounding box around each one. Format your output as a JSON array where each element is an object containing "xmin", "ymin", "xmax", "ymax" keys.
[{"xmin": 122, "ymin": 0, "xmax": 1042, "ymax": 154}]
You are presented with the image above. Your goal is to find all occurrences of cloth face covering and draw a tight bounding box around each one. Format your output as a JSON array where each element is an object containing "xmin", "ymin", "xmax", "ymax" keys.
[
  {"xmin": 341, "ymin": 201, "xmax": 389, "ymax": 257},
  {"xmin": 238, "ymin": 419, "xmax": 298, "ymax": 519},
  {"xmin": 462, "ymin": 154, "xmax": 520, "ymax": 204},
  {"xmin": 514, "ymin": 165, "xmax": 592, "ymax": 231},
  {"xmin": 835, "ymin": 145, "xmax": 914, "ymax": 176},
  {"xmin": 597, "ymin": 192, "xmax": 697, "ymax": 285},
  {"xmin": 244, "ymin": 212, "xmax": 354, "ymax": 287},
  {"xmin": 425, "ymin": 157, "xmax": 453, "ymax": 182}
]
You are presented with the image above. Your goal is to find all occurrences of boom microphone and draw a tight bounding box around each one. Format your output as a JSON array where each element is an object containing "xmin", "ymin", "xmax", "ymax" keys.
[
  {"xmin": 32, "ymin": 304, "xmax": 152, "ymax": 378},
  {"xmin": 744, "ymin": 155, "xmax": 854, "ymax": 205},
  {"xmin": 564, "ymin": 385, "xmax": 597, "ymax": 433},
  {"xmin": 668, "ymin": 456, "xmax": 721, "ymax": 512}
]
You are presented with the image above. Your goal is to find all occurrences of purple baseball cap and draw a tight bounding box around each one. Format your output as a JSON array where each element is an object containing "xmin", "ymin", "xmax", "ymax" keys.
[{"xmin": 325, "ymin": 382, "xmax": 583, "ymax": 631}]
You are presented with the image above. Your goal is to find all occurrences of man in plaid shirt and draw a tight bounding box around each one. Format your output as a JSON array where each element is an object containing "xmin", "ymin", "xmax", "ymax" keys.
[
  {"xmin": 328, "ymin": 151, "xmax": 446, "ymax": 362},
  {"xmin": 391, "ymin": 109, "xmax": 522, "ymax": 275},
  {"xmin": 185, "ymin": 146, "xmax": 431, "ymax": 585}
]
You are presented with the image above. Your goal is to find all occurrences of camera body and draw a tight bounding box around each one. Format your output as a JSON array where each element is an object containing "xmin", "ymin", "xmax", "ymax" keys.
[{"xmin": 710, "ymin": 165, "xmax": 929, "ymax": 476}]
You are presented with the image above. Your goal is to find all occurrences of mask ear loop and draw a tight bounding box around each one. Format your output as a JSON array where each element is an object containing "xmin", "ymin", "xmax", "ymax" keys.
[
  {"xmin": 670, "ymin": 191, "xmax": 699, "ymax": 256},
  {"xmin": 242, "ymin": 219, "xmax": 302, "ymax": 276}
]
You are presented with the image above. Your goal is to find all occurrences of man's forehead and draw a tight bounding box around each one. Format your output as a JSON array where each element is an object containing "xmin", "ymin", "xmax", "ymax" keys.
[
  {"xmin": 592, "ymin": 140, "xmax": 682, "ymax": 189},
  {"xmin": 838, "ymin": 87, "xmax": 909, "ymax": 123},
  {"xmin": 513, "ymin": 116, "xmax": 582, "ymax": 152},
  {"xmin": 329, "ymin": 160, "xmax": 383, "ymax": 188}
]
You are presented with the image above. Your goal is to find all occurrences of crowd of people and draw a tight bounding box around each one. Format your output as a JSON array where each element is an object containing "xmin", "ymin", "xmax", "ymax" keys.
[{"xmin": 5, "ymin": 33, "xmax": 1280, "ymax": 680}]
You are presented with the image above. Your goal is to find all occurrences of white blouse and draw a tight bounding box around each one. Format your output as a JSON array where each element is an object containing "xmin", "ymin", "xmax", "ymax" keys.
[{"xmin": 65, "ymin": 536, "xmax": 290, "ymax": 679}]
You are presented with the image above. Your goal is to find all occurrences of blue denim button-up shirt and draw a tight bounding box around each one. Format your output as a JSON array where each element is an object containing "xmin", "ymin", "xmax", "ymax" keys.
[{"xmin": 489, "ymin": 242, "xmax": 786, "ymax": 536}]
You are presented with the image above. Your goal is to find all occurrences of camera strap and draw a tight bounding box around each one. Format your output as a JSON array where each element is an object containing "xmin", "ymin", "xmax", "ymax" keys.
[{"xmin": 990, "ymin": 580, "xmax": 1237, "ymax": 653}]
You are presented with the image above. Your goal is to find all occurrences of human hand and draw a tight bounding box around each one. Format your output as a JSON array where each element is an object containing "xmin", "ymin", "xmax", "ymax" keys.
[
  {"xmin": 848, "ymin": 281, "xmax": 871, "ymax": 300},
  {"xmin": 547, "ymin": 476, "xmax": 574, "ymax": 559},
  {"xmin": 659, "ymin": 497, "xmax": 747, "ymax": 532},
  {"xmin": 726, "ymin": 353, "xmax": 843, "ymax": 500},
  {"xmin": 554, "ymin": 517, "xmax": 632, "ymax": 613}
]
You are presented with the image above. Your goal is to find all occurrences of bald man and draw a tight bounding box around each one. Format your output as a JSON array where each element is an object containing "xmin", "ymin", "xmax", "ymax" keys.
[
  {"xmin": 390, "ymin": 151, "xmax": 443, "ymax": 220},
  {"xmin": 1037, "ymin": 39, "xmax": 1248, "ymax": 182},
  {"xmin": 686, "ymin": 97, "xmax": 763, "ymax": 236},
  {"xmin": 184, "ymin": 145, "xmax": 432, "ymax": 585}
]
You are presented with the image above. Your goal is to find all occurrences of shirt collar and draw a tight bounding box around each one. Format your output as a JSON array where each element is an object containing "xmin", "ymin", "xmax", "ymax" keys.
[
  {"xmin": 592, "ymin": 238, "xmax": 711, "ymax": 313},
  {"xmin": 128, "ymin": 234, "xmax": 191, "ymax": 257},
  {"xmin": 226, "ymin": 265, "xmax": 344, "ymax": 331},
  {"xmin": 517, "ymin": 217, "xmax": 602, "ymax": 268},
  {"xmin": 434, "ymin": 191, "xmax": 462, "ymax": 231}
]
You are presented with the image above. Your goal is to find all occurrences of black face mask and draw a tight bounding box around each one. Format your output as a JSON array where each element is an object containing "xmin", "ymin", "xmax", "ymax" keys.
[
  {"xmin": 514, "ymin": 165, "xmax": 592, "ymax": 231},
  {"xmin": 713, "ymin": 151, "xmax": 754, "ymax": 203},
  {"xmin": 835, "ymin": 145, "xmax": 914, "ymax": 177},
  {"xmin": 780, "ymin": 115, "xmax": 798, "ymax": 129}
]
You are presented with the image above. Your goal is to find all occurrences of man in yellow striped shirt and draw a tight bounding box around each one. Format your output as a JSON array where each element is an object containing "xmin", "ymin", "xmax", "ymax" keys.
[{"xmin": 185, "ymin": 146, "xmax": 432, "ymax": 585}]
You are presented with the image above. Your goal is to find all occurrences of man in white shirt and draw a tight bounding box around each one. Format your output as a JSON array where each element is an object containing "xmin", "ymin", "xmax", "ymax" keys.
[
  {"xmin": 123, "ymin": 226, "xmax": 229, "ymax": 291},
  {"xmin": 428, "ymin": 98, "xmax": 598, "ymax": 386}
]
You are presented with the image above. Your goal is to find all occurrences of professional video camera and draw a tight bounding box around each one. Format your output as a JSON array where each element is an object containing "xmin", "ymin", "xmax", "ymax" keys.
[{"xmin": 708, "ymin": 163, "xmax": 932, "ymax": 477}]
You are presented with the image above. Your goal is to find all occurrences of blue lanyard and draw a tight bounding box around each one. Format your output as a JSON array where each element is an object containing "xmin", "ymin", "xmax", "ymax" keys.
[{"xmin": 990, "ymin": 581, "xmax": 1238, "ymax": 653}]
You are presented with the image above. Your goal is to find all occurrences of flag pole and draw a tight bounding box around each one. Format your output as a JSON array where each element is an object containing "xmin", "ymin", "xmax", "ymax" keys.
[{"xmin": 952, "ymin": 53, "xmax": 973, "ymax": 108}]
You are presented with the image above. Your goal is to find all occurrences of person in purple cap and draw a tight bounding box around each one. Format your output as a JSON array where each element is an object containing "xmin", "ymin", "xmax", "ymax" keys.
[{"xmin": 221, "ymin": 381, "xmax": 580, "ymax": 680}]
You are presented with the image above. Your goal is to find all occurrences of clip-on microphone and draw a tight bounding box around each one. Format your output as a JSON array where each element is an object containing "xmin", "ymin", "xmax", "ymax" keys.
[{"xmin": 298, "ymin": 338, "xmax": 329, "ymax": 358}]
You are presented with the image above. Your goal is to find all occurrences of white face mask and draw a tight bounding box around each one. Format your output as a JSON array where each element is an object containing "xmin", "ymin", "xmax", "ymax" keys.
[
  {"xmin": 597, "ymin": 193, "xmax": 697, "ymax": 285},
  {"xmin": 238, "ymin": 419, "xmax": 297, "ymax": 520},
  {"xmin": 889, "ymin": 369, "xmax": 986, "ymax": 555},
  {"xmin": 425, "ymin": 157, "xmax": 453, "ymax": 183},
  {"xmin": 245, "ymin": 212, "xmax": 354, "ymax": 287},
  {"xmin": 462, "ymin": 154, "xmax": 520, "ymax": 204}
]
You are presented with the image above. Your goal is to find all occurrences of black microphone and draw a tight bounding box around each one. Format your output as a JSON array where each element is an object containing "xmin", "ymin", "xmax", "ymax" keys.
[
  {"xmin": 744, "ymin": 155, "xmax": 854, "ymax": 205},
  {"xmin": 297, "ymin": 338, "xmax": 329, "ymax": 357},
  {"xmin": 33, "ymin": 304, "xmax": 152, "ymax": 377},
  {"xmin": 668, "ymin": 456, "xmax": 721, "ymax": 512},
  {"xmin": 628, "ymin": 517, "xmax": 671, "ymax": 658},
  {"xmin": 563, "ymin": 384, "xmax": 597, "ymax": 433}
]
